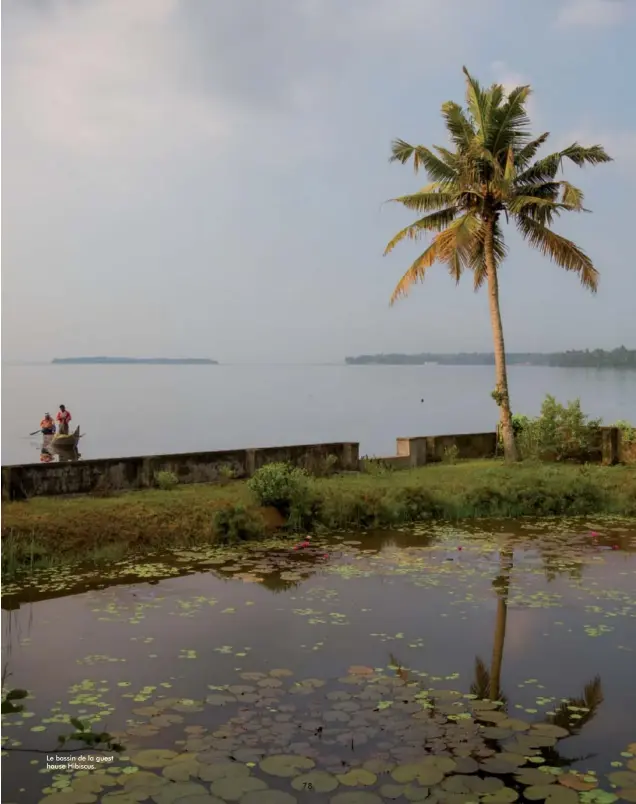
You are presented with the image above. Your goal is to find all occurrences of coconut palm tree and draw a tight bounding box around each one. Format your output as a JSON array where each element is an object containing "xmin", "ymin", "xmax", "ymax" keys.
[{"xmin": 384, "ymin": 67, "xmax": 612, "ymax": 460}]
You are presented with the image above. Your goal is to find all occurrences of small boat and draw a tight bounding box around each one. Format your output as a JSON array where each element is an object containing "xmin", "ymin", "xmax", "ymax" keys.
[{"xmin": 51, "ymin": 426, "xmax": 83, "ymax": 448}]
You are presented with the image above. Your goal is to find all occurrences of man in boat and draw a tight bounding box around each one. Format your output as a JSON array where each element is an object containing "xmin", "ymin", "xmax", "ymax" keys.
[
  {"xmin": 56, "ymin": 404, "xmax": 72, "ymax": 435},
  {"xmin": 40, "ymin": 413, "xmax": 56, "ymax": 435}
]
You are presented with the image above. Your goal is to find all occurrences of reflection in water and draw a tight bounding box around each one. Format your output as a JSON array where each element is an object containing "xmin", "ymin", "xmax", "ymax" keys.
[{"xmin": 38, "ymin": 434, "xmax": 81, "ymax": 463}]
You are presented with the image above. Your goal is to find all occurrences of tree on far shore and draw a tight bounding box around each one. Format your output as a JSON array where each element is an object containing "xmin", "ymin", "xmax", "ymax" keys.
[{"xmin": 384, "ymin": 67, "xmax": 612, "ymax": 460}]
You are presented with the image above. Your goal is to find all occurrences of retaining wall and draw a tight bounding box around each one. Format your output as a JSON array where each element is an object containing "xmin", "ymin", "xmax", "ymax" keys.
[
  {"xmin": 2, "ymin": 427, "xmax": 633, "ymax": 500},
  {"xmin": 2, "ymin": 442, "xmax": 359, "ymax": 500}
]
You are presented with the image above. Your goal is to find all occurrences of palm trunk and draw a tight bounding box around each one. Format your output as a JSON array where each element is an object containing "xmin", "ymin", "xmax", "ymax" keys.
[
  {"xmin": 489, "ymin": 548, "xmax": 512, "ymax": 700},
  {"xmin": 484, "ymin": 218, "xmax": 519, "ymax": 462}
]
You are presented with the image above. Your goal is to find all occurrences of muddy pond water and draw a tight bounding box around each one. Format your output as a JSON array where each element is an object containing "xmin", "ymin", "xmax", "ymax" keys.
[{"xmin": 2, "ymin": 518, "xmax": 636, "ymax": 804}]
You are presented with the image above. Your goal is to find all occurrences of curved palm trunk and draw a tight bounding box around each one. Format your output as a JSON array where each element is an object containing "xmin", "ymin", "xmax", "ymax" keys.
[{"xmin": 484, "ymin": 218, "xmax": 519, "ymax": 462}]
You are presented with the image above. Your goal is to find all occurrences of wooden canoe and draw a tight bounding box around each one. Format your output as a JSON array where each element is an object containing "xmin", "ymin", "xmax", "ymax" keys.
[{"xmin": 51, "ymin": 426, "xmax": 83, "ymax": 448}]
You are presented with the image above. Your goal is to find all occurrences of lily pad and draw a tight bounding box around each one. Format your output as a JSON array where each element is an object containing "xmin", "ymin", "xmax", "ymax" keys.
[
  {"xmin": 615, "ymin": 791, "xmax": 636, "ymax": 803},
  {"xmin": 152, "ymin": 782, "xmax": 208, "ymax": 804},
  {"xmin": 131, "ymin": 749, "xmax": 178, "ymax": 768},
  {"xmin": 209, "ymin": 776, "xmax": 268, "ymax": 801},
  {"xmin": 241, "ymin": 793, "xmax": 297, "ymax": 804},
  {"xmin": 608, "ymin": 773, "xmax": 636, "ymax": 788},
  {"xmin": 379, "ymin": 785, "xmax": 406, "ymax": 800},
  {"xmin": 39, "ymin": 795, "xmax": 97, "ymax": 804},
  {"xmin": 292, "ymin": 771, "xmax": 339, "ymax": 793},
  {"xmin": 330, "ymin": 793, "xmax": 383, "ymax": 804},
  {"xmin": 198, "ymin": 764, "xmax": 251, "ymax": 782},
  {"xmin": 260, "ymin": 754, "xmax": 316, "ymax": 777},
  {"xmin": 337, "ymin": 769, "xmax": 377, "ymax": 787},
  {"xmin": 558, "ymin": 774, "xmax": 598, "ymax": 792},
  {"xmin": 482, "ymin": 790, "xmax": 519, "ymax": 803}
]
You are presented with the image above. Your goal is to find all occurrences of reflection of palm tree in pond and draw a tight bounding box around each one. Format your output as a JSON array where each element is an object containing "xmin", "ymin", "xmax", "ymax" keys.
[{"xmin": 471, "ymin": 546, "xmax": 513, "ymax": 702}]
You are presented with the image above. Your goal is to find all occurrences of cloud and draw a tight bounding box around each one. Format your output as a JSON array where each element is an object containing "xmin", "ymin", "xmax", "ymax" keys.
[
  {"xmin": 490, "ymin": 61, "xmax": 539, "ymax": 121},
  {"xmin": 3, "ymin": 0, "xmax": 489, "ymax": 168},
  {"xmin": 555, "ymin": 0, "xmax": 632, "ymax": 28}
]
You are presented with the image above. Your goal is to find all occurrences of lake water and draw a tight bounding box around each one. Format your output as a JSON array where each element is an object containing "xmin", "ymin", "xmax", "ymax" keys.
[
  {"xmin": 2, "ymin": 518, "xmax": 636, "ymax": 803},
  {"xmin": 2, "ymin": 364, "xmax": 635, "ymax": 465}
]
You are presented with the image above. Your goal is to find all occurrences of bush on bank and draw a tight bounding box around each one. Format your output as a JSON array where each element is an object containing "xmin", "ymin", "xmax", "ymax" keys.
[
  {"xmin": 498, "ymin": 394, "xmax": 635, "ymax": 461},
  {"xmin": 3, "ymin": 460, "xmax": 636, "ymax": 578}
]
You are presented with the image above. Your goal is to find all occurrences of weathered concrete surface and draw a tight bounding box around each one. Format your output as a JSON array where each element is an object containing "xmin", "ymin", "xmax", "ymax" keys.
[
  {"xmin": 2, "ymin": 442, "xmax": 359, "ymax": 500},
  {"xmin": 396, "ymin": 432, "xmax": 497, "ymax": 464}
]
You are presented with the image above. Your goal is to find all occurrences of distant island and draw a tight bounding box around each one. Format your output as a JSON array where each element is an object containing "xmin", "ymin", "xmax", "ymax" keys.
[
  {"xmin": 345, "ymin": 347, "xmax": 636, "ymax": 369},
  {"xmin": 52, "ymin": 357, "xmax": 218, "ymax": 365}
]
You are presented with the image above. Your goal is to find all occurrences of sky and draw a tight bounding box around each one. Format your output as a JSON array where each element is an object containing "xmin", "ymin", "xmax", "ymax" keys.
[{"xmin": 2, "ymin": 0, "xmax": 636, "ymax": 363}]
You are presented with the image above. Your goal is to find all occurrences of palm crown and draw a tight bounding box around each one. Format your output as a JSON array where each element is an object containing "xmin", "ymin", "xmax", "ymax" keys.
[{"xmin": 385, "ymin": 67, "xmax": 612, "ymax": 303}]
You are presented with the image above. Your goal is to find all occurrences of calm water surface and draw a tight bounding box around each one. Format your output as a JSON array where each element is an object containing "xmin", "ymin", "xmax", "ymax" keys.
[
  {"xmin": 2, "ymin": 364, "xmax": 636, "ymax": 464},
  {"xmin": 2, "ymin": 518, "xmax": 636, "ymax": 803}
]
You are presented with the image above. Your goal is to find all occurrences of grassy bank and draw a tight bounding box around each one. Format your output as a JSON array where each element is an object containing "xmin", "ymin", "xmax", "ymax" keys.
[{"xmin": 3, "ymin": 460, "xmax": 636, "ymax": 579}]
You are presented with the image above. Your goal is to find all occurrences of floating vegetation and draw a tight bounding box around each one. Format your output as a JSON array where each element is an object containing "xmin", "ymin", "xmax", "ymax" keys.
[{"xmin": 2, "ymin": 517, "xmax": 635, "ymax": 802}]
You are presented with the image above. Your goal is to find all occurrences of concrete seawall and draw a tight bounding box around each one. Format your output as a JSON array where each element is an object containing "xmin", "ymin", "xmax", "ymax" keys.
[{"xmin": 2, "ymin": 427, "xmax": 632, "ymax": 500}]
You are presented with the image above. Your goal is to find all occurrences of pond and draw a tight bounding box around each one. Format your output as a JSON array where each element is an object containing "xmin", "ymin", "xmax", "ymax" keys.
[{"xmin": 2, "ymin": 518, "xmax": 636, "ymax": 804}]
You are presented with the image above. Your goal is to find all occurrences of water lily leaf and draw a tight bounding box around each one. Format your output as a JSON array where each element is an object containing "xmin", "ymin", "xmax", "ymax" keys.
[
  {"xmin": 152, "ymin": 782, "xmax": 208, "ymax": 804},
  {"xmin": 241, "ymin": 793, "xmax": 297, "ymax": 804},
  {"xmin": 525, "ymin": 786, "xmax": 560, "ymax": 801},
  {"xmin": 392, "ymin": 764, "xmax": 444, "ymax": 785},
  {"xmin": 330, "ymin": 793, "xmax": 383, "ymax": 804},
  {"xmin": 336, "ymin": 769, "xmax": 377, "ymax": 787},
  {"xmin": 163, "ymin": 761, "xmax": 200, "ymax": 782},
  {"xmin": 131, "ymin": 749, "xmax": 178, "ymax": 768},
  {"xmin": 499, "ymin": 718, "xmax": 530, "ymax": 732},
  {"xmin": 558, "ymin": 774, "xmax": 598, "ymax": 791},
  {"xmin": 205, "ymin": 694, "xmax": 236, "ymax": 706},
  {"xmin": 197, "ymin": 763, "xmax": 250, "ymax": 782},
  {"xmin": 608, "ymin": 773, "xmax": 636, "ymax": 788},
  {"xmin": 403, "ymin": 785, "xmax": 432, "ymax": 802},
  {"xmin": 379, "ymin": 784, "xmax": 405, "ymax": 800},
  {"xmin": 531, "ymin": 724, "xmax": 569, "ymax": 739},
  {"xmin": 466, "ymin": 778, "xmax": 505, "ymax": 794},
  {"xmin": 209, "ymin": 776, "xmax": 268, "ymax": 800},
  {"xmin": 516, "ymin": 770, "xmax": 557, "ymax": 787},
  {"xmin": 453, "ymin": 758, "xmax": 479, "ymax": 774},
  {"xmin": 259, "ymin": 754, "xmax": 315, "ymax": 777},
  {"xmin": 291, "ymin": 771, "xmax": 339, "ymax": 792},
  {"xmin": 39, "ymin": 794, "xmax": 97, "ymax": 804},
  {"xmin": 482, "ymin": 790, "xmax": 519, "ymax": 803},
  {"xmin": 616, "ymin": 790, "xmax": 636, "ymax": 803}
]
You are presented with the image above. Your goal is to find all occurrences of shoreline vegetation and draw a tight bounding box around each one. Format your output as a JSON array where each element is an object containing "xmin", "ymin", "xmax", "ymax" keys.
[
  {"xmin": 51, "ymin": 356, "xmax": 218, "ymax": 365},
  {"xmin": 3, "ymin": 460, "xmax": 636, "ymax": 581},
  {"xmin": 345, "ymin": 346, "xmax": 636, "ymax": 368}
]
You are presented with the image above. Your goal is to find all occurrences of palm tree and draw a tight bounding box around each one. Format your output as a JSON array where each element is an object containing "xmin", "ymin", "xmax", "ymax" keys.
[{"xmin": 384, "ymin": 67, "xmax": 612, "ymax": 460}]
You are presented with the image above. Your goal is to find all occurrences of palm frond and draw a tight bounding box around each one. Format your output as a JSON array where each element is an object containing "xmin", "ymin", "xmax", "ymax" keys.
[
  {"xmin": 388, "ymin": 190, "xmax": 457, "ymax": 214},
  {"xmin": 515, "ymin": 132, "xmax": 550, "ymax": 168},
  {"xmin": 390, "ymin": 140, "xmax": 458, "ymax": 183},
  {"xmin": 490, "ymin": 84, "xmax": 532, "ymax": 155},
  {"xmin": 389, "ymin": 239, "xmax": 440, "ymax": 304},
  {"xmin": 517, "ymin": 143, "xmax": 613, "ymax": 184},
  {"xmin": 441, "ymin": 101, "xmax": 476, "ymax": 153},
  {"xmin": 383, "ymin": 207, "xmax": 458, "ymax": 255},
  {"xmin": 462, "ymin": 66, "xmax": 491, "ymax": 144},
  {"xmin": 560, "ymin": 181, "xmax": 586, "ymax": 211},
  {"xmin": 516, "ymin": 216, "xmax": 599, "ymax": 291}
]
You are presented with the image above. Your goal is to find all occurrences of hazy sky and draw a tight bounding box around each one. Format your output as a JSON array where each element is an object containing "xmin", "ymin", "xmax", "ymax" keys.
[{"xmin": 2, "ymin": 0, "xmax": 635, "ymax": 363}]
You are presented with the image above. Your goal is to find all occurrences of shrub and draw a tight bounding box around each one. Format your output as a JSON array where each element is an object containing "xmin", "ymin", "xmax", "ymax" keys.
[
  {"xmin": 515, "ymin": 395, "xmax": 601, "ymax": 461},
  {"xmin": 613, "ymin": 420, "xmax": 636, "ymax": 443},
  {"xmin": 155, "ymin": 471, "xmax": 179, "ymax": 491},
  {"xmin": 218, "ymin": 464, "xmax": 237, "ymax": 482},
  {"xmin": 360, "ymin": 457, "xmax": 394, "ymax": 475},
  {"xmin": 247, "ymin": 462, "xmax": 312, "ymax": 517},
  {"xmin": 212, "ymin": 505, "xmax": 266, "ymax": 545},
  {"xmin": 442, "ymin": 444, "xmax": 460, "ymax": 464}
]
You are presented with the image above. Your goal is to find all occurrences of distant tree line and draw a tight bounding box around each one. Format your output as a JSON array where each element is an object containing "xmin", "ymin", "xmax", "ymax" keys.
[{"xmin": 345, "ymin": 347, "xmax": 636, "ymax": 369}]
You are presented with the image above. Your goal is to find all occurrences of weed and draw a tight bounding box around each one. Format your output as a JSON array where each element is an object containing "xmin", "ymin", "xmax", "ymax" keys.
[
  {"xmin": 154, "ymin": 471, "xmax": 179, "ymax": 491},
  {"xmin": 360, "ymin": 456, "xmax": 394, "ymax": 475},
  {"xmin": 247, "ymin": 462, "xmax": 311, "ymax": 517},
  {"xmin": 212, "ymin": 505, "xmax": 266, "ymax": 545},
  {"xmin": 442, "ymin": 444, "xmax": 460, "ymax": 464}
]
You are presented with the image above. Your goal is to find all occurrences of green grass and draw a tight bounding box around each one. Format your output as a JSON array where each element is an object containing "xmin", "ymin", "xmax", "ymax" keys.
[{"xmin": 3, "ymin": 460, "xmax": 636, "ymax": 579}]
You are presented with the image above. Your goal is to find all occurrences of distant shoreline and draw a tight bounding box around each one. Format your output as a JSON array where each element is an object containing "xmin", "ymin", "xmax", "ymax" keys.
[
  {"xmin": 51, "ymin": 357, "xmax": 218, "ymax": 365},
  {"xmin": 344, "ymin": 348, "xmax": 636, "ymax": 369}
]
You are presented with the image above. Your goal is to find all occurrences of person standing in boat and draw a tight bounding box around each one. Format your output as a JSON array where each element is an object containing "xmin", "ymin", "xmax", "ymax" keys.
[
  {"xmin": 40, "ymin": 413, "xmax": 56, "ymax": 435},
  {"xmin": 56, "ymin": 404, "xmax": 72, "ymax": 435}
]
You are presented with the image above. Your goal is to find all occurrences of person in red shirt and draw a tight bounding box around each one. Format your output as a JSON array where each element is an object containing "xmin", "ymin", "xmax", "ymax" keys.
[{"xmin": 56, "ymin": 404, "xmax": 72, "ymax": 435}]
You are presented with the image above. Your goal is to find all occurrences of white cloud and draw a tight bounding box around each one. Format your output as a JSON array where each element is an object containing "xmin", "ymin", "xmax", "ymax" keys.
[
  {"xmin": 490, "ymin": 62, "xmax": 539, "ymax": 122},
  {"xmin": 555, "ymin": 0, "xmax": 632, "ymax": 27}
]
